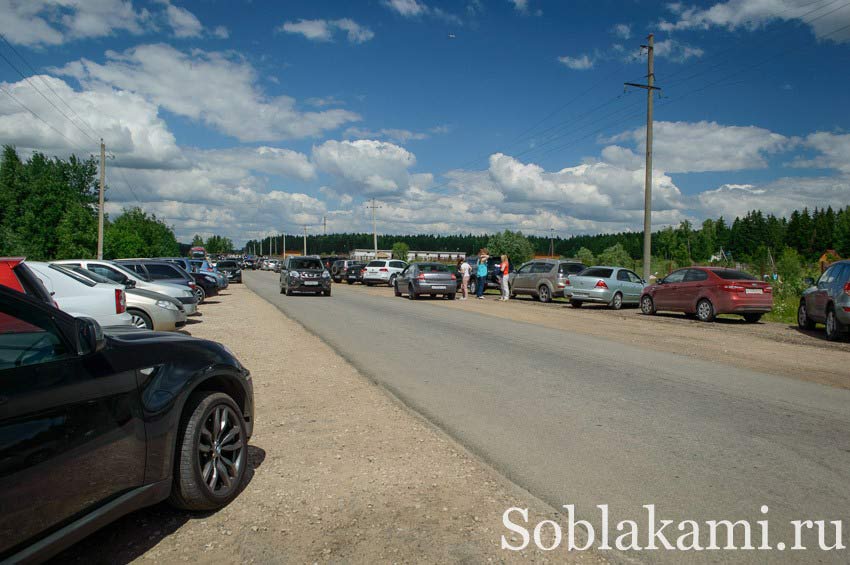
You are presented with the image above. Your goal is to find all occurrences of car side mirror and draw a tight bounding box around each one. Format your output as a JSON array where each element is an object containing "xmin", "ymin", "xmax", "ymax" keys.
[
  {"xmin": 75, "ymin": 316, "xmax": 104, "ymax": 355},
  {"xmin": 641, "ymin": 279, "xmax": 647, "ymax": 285},
  {"xmin": 124, "ymin": 279, "xmax": 136, "ymax": 288},
  {"xmin": 803, "ymin": 277, "xmax": 815, "ymax": 287}
]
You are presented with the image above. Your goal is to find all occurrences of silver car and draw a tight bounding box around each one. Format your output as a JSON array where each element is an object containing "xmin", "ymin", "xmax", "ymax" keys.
[
  {"xmin": 798, "ymin": 259, "xmax": 850, "ymax": 341},
  {"xmin": 508, "ymin": 260, "xmax": 585, "ymax": 303},
  {"xmin": 566, "ymin": 266, "xmax": 645, "ymax": 310},
  {"xmin": 58, "ymin": 265, "xmax": 187, "ymax": 330},
  {"xmin": 394, "ymin": 262, "xmax": 457, "ymax": 299}
]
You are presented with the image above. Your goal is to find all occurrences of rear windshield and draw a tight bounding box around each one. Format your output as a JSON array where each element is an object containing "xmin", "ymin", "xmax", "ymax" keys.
[
  {"xmin": 217, "ymin": 261, "xmax": 238, "ymax": 268},
  {"xmin": 559, "ymin": 263, "xmax": 585, "ymax": 275},
  {"xmin": 289, "ymin": 258, "xmax": 323, "ymax": 270},
  {"xmin": 713, "ymin": 269, "xmax": 758, "ymax": 281},
  {"xmin": 367, "ymin": 261, "xmax": 386, "ymax": 267},
  {"xmin": 418, "ymin": 264, "xmax": 450, "ymax": 272},
  {"xmin": 579, "ymin": 267, "xmax": 614, "ymax": 278}
]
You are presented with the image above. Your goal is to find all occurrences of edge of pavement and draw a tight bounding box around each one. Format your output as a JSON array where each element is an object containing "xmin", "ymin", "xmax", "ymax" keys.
[{"xmin": 243, "ymin": 276, "xmax": 640, "ymax": 564}]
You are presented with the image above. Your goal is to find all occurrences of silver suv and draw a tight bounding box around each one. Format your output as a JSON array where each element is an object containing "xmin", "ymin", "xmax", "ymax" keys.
[
  {"xmin": 798, "ymin": 260, "xmax": 850, "ymax": 341},
  {"xmin": 508, "ymin": 260, "xmax": 585, "ymax": 303}
]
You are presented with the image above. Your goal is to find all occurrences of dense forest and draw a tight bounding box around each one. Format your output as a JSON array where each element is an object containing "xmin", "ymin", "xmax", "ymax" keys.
[{"xmin": 246, "ymin": 206, "xmax": 850, "ymax": 267}]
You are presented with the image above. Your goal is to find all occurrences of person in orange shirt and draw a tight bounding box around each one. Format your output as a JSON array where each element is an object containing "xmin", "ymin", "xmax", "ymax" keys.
[{"xmin": 499, "ymin": 254, "xmax": 510, "ymax": 301}]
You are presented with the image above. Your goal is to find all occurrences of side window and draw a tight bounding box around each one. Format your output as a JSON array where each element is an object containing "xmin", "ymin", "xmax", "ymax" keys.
[
  {"xmin": 617, "ymin": 270, "xmax": 630, "ymax": 281},
  {"xmin": 531, "ymin": 263, "xmax": 552, "ymax": 274},
  {"xmin": 663, "ymin": 270, "xmax": 687, "ymax": 284},
  {"xmin": 627, "ymin": 271, "xmax": 643, "ymax": 284},
  {"xmin": 559, "ymin": 263, "xmax": 583, "ymax": 275},
  {"xmin": 145, "ymin": 264, "xmax": 181, "ymax": 280},
  {"xmin": 818, "ymin": 266, "xmax": 836, "ymax": 286},
  {"xmin": 684, "ymin": 269, "xmax": 708, "ymax": 282},
  {"xmin": 90, "ymin": 265, "xmax": 126, "ymax": 283},
  {"xmin": 390, "ymin": 261, "xmax": 406, "ymax": 269},
  {"xmin": 517, "ymin": 263, "xmax": 533, "ymax": 274},
  {"xmin": 0, "ymin": 299, "xmax": 68, "ymax": 370}
]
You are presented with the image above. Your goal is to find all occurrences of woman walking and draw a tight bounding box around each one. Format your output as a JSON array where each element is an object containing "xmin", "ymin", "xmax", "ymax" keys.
[
  {"xmin": 458, "ymin": 257, "xmax": 471, "ymax": 300},
  {"xmin": 476, "ymin": 250, "xmax": 488, "ymax": 299},
  {"xmin": 499, "ymin": 254, "xmax": 510, "ymax": 301}
]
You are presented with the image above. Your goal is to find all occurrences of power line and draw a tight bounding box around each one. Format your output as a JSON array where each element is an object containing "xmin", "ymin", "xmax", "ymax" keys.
[{"xmin": 0, "ymin": 83, "xmax": 90, "ymax": 153}]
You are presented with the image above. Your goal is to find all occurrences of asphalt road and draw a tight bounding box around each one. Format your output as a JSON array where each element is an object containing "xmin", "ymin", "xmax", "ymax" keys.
[{"xmin": 246, "ymin": 271, "xmax": 850, "ymax": 564}]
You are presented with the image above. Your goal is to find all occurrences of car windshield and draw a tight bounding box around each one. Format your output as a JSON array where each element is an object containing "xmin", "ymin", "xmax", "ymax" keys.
[
  {"xmin": 418, "ymin": 264, "xmax": 449, "ymax": 272},
  {"xmin": 367, "ymin": 261, "xmax": 385, "ymax": 267},
  {"xmin": 289, "ymin": 258, "xmax": 323, "ymax": 270},
  {"xmin": 217, "ymin": 261, "xmax": 238, "ymax": 268},
  {"xmin": 713, "ymin": 270, "xmax": 758, "ymax": 281},
  {"xmin": 578, "ymin": 267, "xmax": 614, "ymax": 278}
]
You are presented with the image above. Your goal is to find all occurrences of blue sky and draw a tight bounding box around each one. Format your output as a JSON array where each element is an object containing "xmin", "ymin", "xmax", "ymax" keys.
[{"xmin": 1, "ymin": 0, "xmax": 849, "ymax": 244}]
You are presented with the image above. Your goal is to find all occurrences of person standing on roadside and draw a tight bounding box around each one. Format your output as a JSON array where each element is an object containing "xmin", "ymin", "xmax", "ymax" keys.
[
  {"xmin": 476, "ymin": 250, "xmax": 488, "ymax": 299},
  {"xmin": 499, "ymin": 254, "xmax": 510, "ymax": 301},
  {"xmin": 458, "ymin": 257, "xmax": 471, "ymax": 300}
]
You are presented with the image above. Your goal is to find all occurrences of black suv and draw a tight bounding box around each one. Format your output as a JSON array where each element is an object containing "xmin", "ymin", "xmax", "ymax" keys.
[
  {"xmin": 330, "ymin": 260, "xmax": 365, "ymax": 283},
  {"xmin": 216, "ymin": 260, "xmax": 242, "ymax": 283},
  {"xmin": 0, "ymin": 285, "xmax": 254, "ymax": 562},
  {"xmin": 280, "ymin": 256, "xmax": 332, "ymax": 296},
  {"xmin": 468, "ymin": 256, "xmax": 513, "ymax": 294}
]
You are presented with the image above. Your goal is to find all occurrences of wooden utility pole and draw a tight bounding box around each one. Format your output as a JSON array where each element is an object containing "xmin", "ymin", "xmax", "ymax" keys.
[
  {"xmin": 283, "ymin": 232, "xmax": 286, "ymax": 260},
  {"xmin": 367, "ymin": 199, "xmax": 381, "ymax": 258},
  {"xmin": 97, "ymin": 139, "xmax": 105, "ymax": 259},
  {"xmin": 323, "ymin": 215, "xmax": 327, "ymax": 236},
  {"xmin": 549, "ymin": 228, "xmax": 555, "ymax": 257},
  {"xmin": 303, "ymin": 226, "xmax": 308, "ymax": 255},
  {"xmin": 625, "ymin": 33, "xmax": 660, "ymax": 281}
]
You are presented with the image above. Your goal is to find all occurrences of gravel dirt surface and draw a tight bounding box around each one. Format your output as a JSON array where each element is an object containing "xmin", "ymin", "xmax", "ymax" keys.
[
  {"xmin": 353, "ymin": 283, "xmax": 850, "ymax": 390},
  {"xmin": 53, "ymin": 284, "xmax": 605, "ymax": 564}
]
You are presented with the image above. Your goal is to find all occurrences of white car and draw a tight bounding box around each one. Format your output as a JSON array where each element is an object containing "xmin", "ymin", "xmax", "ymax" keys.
[
  {"xmin": 362, "ymin": 260, "xmax": 408, "ymax": 286},
  {"xmin": 26, "ymin": 262, "xmax": 133, "ymax": 328},
  {"xmin": 53, "ymin": 259, "xmax": 198, "ymax": 316}
]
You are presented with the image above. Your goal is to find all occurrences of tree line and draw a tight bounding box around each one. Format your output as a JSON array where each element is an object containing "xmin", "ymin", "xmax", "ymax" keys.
[{"xmin": 0, "ymin": 147, "xmax": 180, "ymax": 260}]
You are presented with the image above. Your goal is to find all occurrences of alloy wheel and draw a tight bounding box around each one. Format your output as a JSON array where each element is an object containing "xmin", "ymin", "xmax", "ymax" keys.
[
  {"xmin": 611, "ymin": 293, "xmax": 623, "ymax": 310},
  {"xmin": 130, "ymin": 313, "xmax": 150, "ymax": 329},
  {"xmin": 697, "ymin": 299, "xmax": 714, "ymax": 322},
  {"xmin": 640, "ymin": 296, "xmax": 654, "ymax": 315},
  {"xmin": 198, "ymin": 404, "xmax": 245, "ymax": 496},
  {"xmin": 538, "ymin": 285, "xmax": 550, "ymax": 303}
]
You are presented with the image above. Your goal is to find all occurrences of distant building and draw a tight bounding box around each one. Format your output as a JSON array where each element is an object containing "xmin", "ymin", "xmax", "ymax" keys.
[{"xmin": 351, "ymin": 249, "xmax": 466, "ymax": 262}]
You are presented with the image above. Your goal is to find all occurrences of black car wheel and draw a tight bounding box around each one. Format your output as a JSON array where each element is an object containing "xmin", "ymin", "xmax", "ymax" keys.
[
  {"xmin": 538, "ymin": 285, "xmax": 551, "ymax": 303},
  {"xmin": 640, "ymin": 295, "xmax": 655, "ymax": 315},
  {"xmin": 324, "ymin": 288, "xmax": 332, "ymax": 297},
  {"xmin": 347, "ymin": 280, "xmax": 354, "ymax": 285},
  {"xmin": 285, "ymin": 286, "xmax": 293, "ymax": 296},
  {"xmin": 128, "ymin": 309, "xmax": 153, "ymax": 329},
  {"xmin": 194, "ymin": 286, "xmax": 206, "ymax": 304},
  {"xmin": 696, "ymin": 299, "xmax": 715, "ymax": 322},
  {"xmin": 743, "ymin": 313, "xmax": 763, "ymax": 323},
  {"xmin": 469, "ymin": 279, "xmax": 477, "ymax": 295},
  {"xmin": 394, "ymin": 281, "xmax": 401, "ymax": 297},
  {"xmin": 797, "ymin": 302, "xmax": 815, "ymax": 330},
  {"xmin": 570, "ymin": 299, "xmax": 583, "ymax": 308},
  {"xmin": 169, "ymin": 392, "xmax": 247, "ymax": 511},
  {"xmin": 446, "ymin": 293, "xmax": 456, "ymax": 300},
  {"xmin": 825, "ymin": 307, "xmax": 843, "ymax": 341},
  {"xmin": 408, "ymin": 284, "xmax": 417, "ymax": 300},
  {"xmin": 609, "ymin": 292, "xmax": 623, "ymax": 311},
  {"xmin": 388, "ymin": 274, "xmax": 398, "ymax": 287}
]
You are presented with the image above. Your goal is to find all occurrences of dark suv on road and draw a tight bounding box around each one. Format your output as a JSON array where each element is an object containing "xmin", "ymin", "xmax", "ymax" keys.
[
  {"xmin": 216, "ymin": 260, "xmax": 243, "ymax": 283},
  {"xmin": 0, "ymin": 285, "xmax": 254, "ymax": 562},
  {"xmin": 798, "ymin": 260, "xmax": 850, "ymax": 341},
  {"xmin": 280, "ymin": 256, "xmax": 332, "ymax": 296},
  {"xmin": 330, "ymin": 260, "xmax": 365, "ymax": 283}
]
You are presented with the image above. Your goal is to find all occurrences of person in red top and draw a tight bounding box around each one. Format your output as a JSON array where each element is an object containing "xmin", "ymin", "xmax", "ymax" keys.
[{"xmin": 499, "ymin": 254, "xmax": 510, "ymax": 301}]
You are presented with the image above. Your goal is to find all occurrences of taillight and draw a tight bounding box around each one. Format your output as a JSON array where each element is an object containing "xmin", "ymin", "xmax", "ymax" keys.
[
  {"xmin": 595, "ymin": 280, "xmax": 608, "ymax": 289},
  {"xmin": 188, "ymin": 282, "xmax": 197, "ymax": 289},
  {"xmin": 418, "ymin": 273, "xmax": 426, "ymax": 280},
  {"xmin": 450, "ymin": 273, "xmax": 456, "ymax": 280},
  {"xmin": 844, "ymin": 282, "xmax": 850, "ymax": 296},
  {"xmin": 722, "ymin": 284, "xmax": 745, "ymax": 292},
  {"xmin": 764, "ymin": 286, "xmax": 773, "ymax": 294},
  {"xmin": 564, "ymin": 278, "xmax": 571, "ymax": 285},
  {"xmin": 115, "ymin": 288, "xmax": 126, "ymax": 314},
  {"xmin": 379, "ymin": 268, "xmax": 389, "ymax": 272}
]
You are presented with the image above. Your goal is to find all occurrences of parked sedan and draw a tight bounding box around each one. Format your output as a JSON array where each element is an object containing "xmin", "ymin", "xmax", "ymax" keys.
[
  {"xmin": 60, "ymin": 265, "xmax": 187, "ymax": 331},
  {"xmin": 26, "ymin": 262, "xmax": 133, "ymax": 329},
  {"xmin": 797, "ymin": 259, "xmax": 850, "ymax": 341},
  {"xmin": 53, "ymin": 259, "xmax": 198, "ymax": 316},
  {"xmin": 117, "ymin": 260, "xmax": 209, "ymax": 303},
  {"xmin": 0, "ymin": 284, "xmax": 253, "ymax": 562},
  {"xmin": 362, "ymin": 259, "xmax": 408, "ymax": 286},
  {"xmin": 331, "ymin": 260, "xmax": 364, "ymax": 283},
  {"xmin": 394, "ymin": 262, "xmax": 457, "ymax": 300},
  {"xmin": 279, "ymin": 256, "xmax": 332, "ymax": 296},
  {"xmin": 565, "ymin": 266, "xmax": 644, "ymax": 310},
  {"xmin": 345, "ymin": 263, "xmax": 367, "ymax": 285},
  {"xmin": 640, "ymin": 267, "xmax": 773, "ymax": 322},
  {"xmin": 509, "ymin": 259, "xmax": 585, "ymax": 303},
  {"xmin": 216, "ymin": 260, "xmax": 242, "ymax": 283}
]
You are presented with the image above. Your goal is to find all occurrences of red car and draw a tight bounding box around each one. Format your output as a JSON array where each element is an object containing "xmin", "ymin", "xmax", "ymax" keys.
[
  {"xmin": 0, "ymin": 257, "xmax": 54, "ymax": 305},
  {"xmin": 640, "ymin": 267, "xmax": 773, "ymax": 323}
]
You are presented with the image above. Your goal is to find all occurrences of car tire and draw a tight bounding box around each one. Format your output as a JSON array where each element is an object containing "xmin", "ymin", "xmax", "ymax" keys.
[
  {"xmin": 447, "ymin": 293, "xmax": 456, "ymax": 300},
  {"xmin": 825, "ymin": 307, "xmax": 843, "ymax": 341},
  {"xmin": 408, "ymin": 284, "xmax": 417, "ymax": 300},
  {"xmin": 194, "ymin": 286, "xmax": 206, "ymax": 304},
  {"xmin": 388, "ymin": 274, "xmax": 398, "ymax": 287},
  {"xmin": 394, "ymin": 282, "xmax": 401, "ymax": 297},
  {"xmin": 696, "ymin": 298, "xmax": 715, "ymax": 322},
  {"xmin": 609, "ymin": 292, "xmax": 623, "ymax": 311},
  {"xmin": 347, "ymin": 280, "xmax": 354, "ymax": 285},
  {"xmin": 797, "ymin": 302, "xmax": 816, "ymax": 330},
  {"xmin": 128, "ymin": 309, "xmax": 153, "ymax": 330},
  {"xmin": 743, "ymin": 313, "xmax": 763, "ymax": 323},
  {"xmin": 469, "ymin": 279, "xmax": 477, "ymax": 296},
  {"xmin": 640, "ymin": 295, "xmax": 655, "ymax": 315},
  {"xmin": 279, "ymin": 284, "xmax": 285, "ymax": 294},
  {"xmin": 570, "ymin": 299, "xmax": 583, "ymax": 308},
  {"xmin": 324, "ymin": 289, "xmax": 332, "ymax": 297},
  {"xmin": 538, "ymin": 285, "xmax": 551, "ymax": 303},
  {"xmin": 168, "ymin": 391, "xmax": 248, "ymax": 511},
  {"xmin": 286, "ymin": 286, "xmax": 293, "ymax": 296}
]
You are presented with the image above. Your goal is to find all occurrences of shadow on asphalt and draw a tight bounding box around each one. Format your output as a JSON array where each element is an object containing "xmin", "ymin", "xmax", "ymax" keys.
[{"xmin": 51, "ymin": 446, "xmax": 267, "ymax": 564}]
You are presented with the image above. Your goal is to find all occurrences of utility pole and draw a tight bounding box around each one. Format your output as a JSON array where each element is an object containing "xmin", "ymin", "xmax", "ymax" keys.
[
  {"xmin": 303, "ymin": 226, "xmax": 308, "ymax": 255},
  {"xmin": 625, "ymin": 33, "xmax": 660, "ymax": 281},
  {"xmin": 367, "ymin": 199, "xmax": 381, "ymax": 258},
  {"xmin": 323, "ymin": 215, "xmax": 327, "ymax": 236},
  {"xmin": 549, "ymin": 228, "xmax": 555, "ymax": 257},
  {"xmin": 283, "ymin": 232, "xmax": 286, "ymax": 261},
  {"xmin": 97, "ymin": 139, "xmax": 105, "ymax": 259}
]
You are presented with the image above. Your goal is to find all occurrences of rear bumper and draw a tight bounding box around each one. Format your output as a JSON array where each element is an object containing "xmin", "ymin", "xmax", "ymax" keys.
[
  {"xmin": 565, "ymin": 287, "xmax": 613, "ymax": 303},
  {"xmin": 413, "ymin": 281, "xmax": 458, "ymax": 294},
  {"xmin": 715, "ymin": 293, "xmax": 774, "ymax": 314},
  {"xmin": 363, "ymin": 273, "xmax": 390, "ymax": 283}
]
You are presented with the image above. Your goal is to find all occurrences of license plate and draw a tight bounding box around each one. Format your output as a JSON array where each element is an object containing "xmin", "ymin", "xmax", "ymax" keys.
[
  {"xmin": 745, "ymin": 288, "xmax": 763, "ymax": 294},
  {"xmin": 304, "ymin": 281, "xmax": 319, "ymax": 286},
  {"xmin": 432, "ymin": 285, "xmax": 446, "ymax": 290}
]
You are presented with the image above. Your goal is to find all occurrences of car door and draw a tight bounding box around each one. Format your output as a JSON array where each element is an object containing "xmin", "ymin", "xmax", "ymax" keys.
[
  {"xmin": 398, "ymin": 265, "xmax": 411, "ymax": 289},
  {"xmin": 811, "ymin": 266, "xmax": 837, "ymax": 322},
  {"xmin": 531, "ymin": 262, "xmax": 553, "ymax": 293},
  {"xmin": 0, "ymin": 291, "xmax": 146, "ymax": 555},
  {"xmin": 509, "ymin": 263, "xmax": 531, "ymax": 293},
  {"xmin": 680, "ymin": 268, "xmax": 710, "ymax": 311},
  {"xmin": 623, "ymin": 270, "xmax": 644, "ymax": 303},
  {"xmin": 653, "ymin": 269, "xmax": 687, "ymax": 310}
]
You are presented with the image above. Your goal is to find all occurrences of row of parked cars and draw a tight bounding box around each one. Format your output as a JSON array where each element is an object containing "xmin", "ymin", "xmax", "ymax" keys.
[{"xmin": 0, "ymin": 255, "xmax": 253, "ymax": 562}]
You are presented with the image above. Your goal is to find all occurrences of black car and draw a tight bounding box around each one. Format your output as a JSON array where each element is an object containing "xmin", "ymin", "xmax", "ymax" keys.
[
  {"xmin": 467, "ymin": 256, "xmax": 513, "ymax": 294},
  {"xmin": 330, "ymin": 260, "xmax": 365, "ymax": 283},
  {"xmin": 345, "ymin": 263, "xmax": 367, "ymax": 285},
  {"xmin": 0, "ymin": 285, "xmax": 254, "ymax": 562},
  {"xmin": 320, "ymin": 256, "xmax": 344, "ymax": 271},
  {"xmin": 280, "ymin": 256, "xmax": 332, "ymax": 296},
  {"xmin": 215, "ymin": 260, "xmax": 242, "ymax": 283},
  {"xmin": 190, "ymin": 271, "xmax": 220, "ymax": 302}
]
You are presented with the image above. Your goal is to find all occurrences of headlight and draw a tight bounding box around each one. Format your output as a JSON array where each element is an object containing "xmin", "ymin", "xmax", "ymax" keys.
[
  {"xmin": 291, "ymin": 271, "xmax": 301, "ymax": 278},
  {"xmin": 156, "ymin": 299, "xmax": 179, "ymax": 311},
  {"xmin": 322, "ymin": 270, "xmax": 330, "ymax": 278},
  {"xmin": 181, "ymin": 289, "xmax": 193, "ymax": 297},
  {"xmin": 204, "ymin": 275, "xmax": 217, "ymax": 283}
]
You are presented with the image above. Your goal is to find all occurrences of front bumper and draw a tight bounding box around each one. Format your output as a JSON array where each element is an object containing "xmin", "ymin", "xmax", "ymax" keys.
[
  {"xmin": 150, "ymin": 306, "xmax": 184, "ymax": 331},
  {"xmin": 290, "ymin": 279, "xmax": 331, "ymax": 291}
]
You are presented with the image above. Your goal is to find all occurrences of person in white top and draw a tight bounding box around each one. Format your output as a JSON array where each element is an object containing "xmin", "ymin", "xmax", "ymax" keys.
[{"xmin": 458, "ymin": 257, "xmax": 471, "ymax": 300}]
